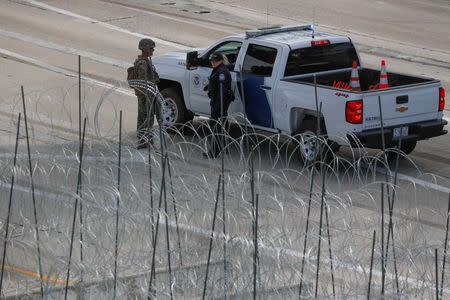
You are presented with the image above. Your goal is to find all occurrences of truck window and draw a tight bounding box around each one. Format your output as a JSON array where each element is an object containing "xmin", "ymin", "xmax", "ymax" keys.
[
  {"xmin": 200, "ymin": 41, "xmax": 243, "ymax": 67},
  {"xmin": 242, "ymin": 44, "xmax": 277, "ymax": 77},
  {"xmin": 284, "ymin": 42, "xmax": 359, "ymax": 77}
]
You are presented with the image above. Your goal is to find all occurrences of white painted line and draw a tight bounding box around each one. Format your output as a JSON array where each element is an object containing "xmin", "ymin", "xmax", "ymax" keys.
[
  {"xmin": 111, "ymin": 1, "xmax": 236, "ymax": 34},
  {"xmin": 0, "ymin": 48, "xmax": 134, "ymax": 97},
  {"xmin": 376, "ymin": 166, "xmax": 450, "ymax": 194},
  {"xmin": 0, "ymin": 153, "xmax": 147, "ymax": 164},
  {"xmin": 0, "ymin": 179, "xmax": 448, "ymax": 295},
  {"xmin": 23, "ymin": 0, "xmax": 190, "ymax": 50},
  {"xmin": 0, "ymin": 29, "xmax": 131, "ymax": 69}
]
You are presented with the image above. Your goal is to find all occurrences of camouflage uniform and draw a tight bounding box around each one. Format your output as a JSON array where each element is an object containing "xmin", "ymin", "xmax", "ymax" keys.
[{"xmin": 135, "ymin": 54, "xmax": 160, "ymax": 146}]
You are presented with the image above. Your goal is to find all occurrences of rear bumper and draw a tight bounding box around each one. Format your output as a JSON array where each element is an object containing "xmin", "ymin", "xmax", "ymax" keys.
[{"xmin": 348, "ymin": 119, "xmax": 448, "ymax": 148}]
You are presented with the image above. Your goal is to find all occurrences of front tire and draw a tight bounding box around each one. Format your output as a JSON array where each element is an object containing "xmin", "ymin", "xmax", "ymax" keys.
[{"xmin": 157, "ymin": 88, "xmax": 186, "ymax": 127}]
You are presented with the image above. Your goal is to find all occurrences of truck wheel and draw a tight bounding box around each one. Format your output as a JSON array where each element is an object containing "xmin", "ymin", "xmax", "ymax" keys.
[
  {"xmin": 400, "ymin": 140, "xmax": 417, "ymax": 155},
  {"xmin": 157, "ymin": 88, "xmax": 185, "ymax": 127},
  {"xmin": 294, "ymin": 120, "xmax": 337, "ymax": 166}
]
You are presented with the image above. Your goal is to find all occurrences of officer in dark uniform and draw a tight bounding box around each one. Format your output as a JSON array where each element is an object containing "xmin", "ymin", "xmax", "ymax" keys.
[
  {"xmin": 135, "ymin": 38, "xmax": 160, "ymax": 149},
  {"xmin": 204, "ymin": 52, "xmax": 232, "ymax": 158}
]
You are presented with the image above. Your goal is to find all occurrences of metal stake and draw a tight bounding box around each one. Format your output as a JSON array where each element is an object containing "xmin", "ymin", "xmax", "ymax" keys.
[
  {"xmin": 202, "ymin": 175, "xmax": 222, "ymax": 300},
  {"xmin": 440, "ymin": 193, "xmax": 450, "ymax": 298},
  {"xmin": 0, "ymin": 113, "xmax": 21, "ymax": 297},
  {"xmin": 253, "ymin": 194, "xmax": 259, "ymax": 300},
  {"xmin": 65, "ymin": 118, "xmax": 87, "ymax": 300},
  {"xmin": 113, "ymin": 111, "xmax": 123, "ymax": 299},
  {"xmin": 21, "ymin": 86, "xmax": 45, "ymax": 298},
  {"xmin": 148, "ymin": 155, "xmax": 168, "ymax": 299},
  {"xmin": 368, "ymin": 230, "xmax": 376, "ymax": 300},
  {"xmin": 167, "ymin": 158, "xmax": 183, "ymax": 266},
  {"xmin": 298, "ymin": 168, "xmax": 315, "ymax": 299}
]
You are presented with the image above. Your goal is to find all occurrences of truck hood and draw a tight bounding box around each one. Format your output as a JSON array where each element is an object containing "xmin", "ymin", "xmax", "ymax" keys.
[
  {"xmin": 152, "ymin": 49, "xmax": 204, "ymax": 69},
  {"xmin": 152, "ymin": 50, "xmax": 189, "ymax": 69}
]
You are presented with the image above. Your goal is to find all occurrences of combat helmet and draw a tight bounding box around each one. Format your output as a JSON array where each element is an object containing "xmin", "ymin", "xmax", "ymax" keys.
[{"xmin": 138, "ymin": 38, "xmax": 155, "ymax": 51}]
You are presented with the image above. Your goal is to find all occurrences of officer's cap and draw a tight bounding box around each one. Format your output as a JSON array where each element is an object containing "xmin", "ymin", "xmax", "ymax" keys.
[{"xmin": 209, "ymin": 52, "xmax": 224, "ymax": 62}]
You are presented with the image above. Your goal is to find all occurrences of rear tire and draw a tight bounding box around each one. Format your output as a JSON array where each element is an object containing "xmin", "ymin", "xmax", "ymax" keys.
[
  {"xmin": 294, "ymin": 119, "xmax": 338, "ymax": 167},
  {"xmin": 400, "ymin": 140, "xmax": 416, "ymax": 155}
]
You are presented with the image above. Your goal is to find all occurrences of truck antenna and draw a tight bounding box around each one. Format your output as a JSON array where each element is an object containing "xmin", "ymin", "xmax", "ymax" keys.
[{"xmin": 312, "ymin": 7, "xmax": 316, "ymax": 39}]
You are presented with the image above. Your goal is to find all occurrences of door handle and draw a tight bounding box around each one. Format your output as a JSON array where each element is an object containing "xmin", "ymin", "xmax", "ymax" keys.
[
  {"xmin": 260, "ymin": 85, "xmax": 272, "ymax": 90},
  {"xmin": 396, "ymin": 95, "xmax": 408, "ymax": 104}
]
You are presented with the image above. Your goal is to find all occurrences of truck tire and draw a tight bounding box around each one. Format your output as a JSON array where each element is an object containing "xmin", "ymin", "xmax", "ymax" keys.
[
  {"xmin": 157, "ymin": 88, "xmax": 186, "ymax": 127},
  {"xmin": 294, "ymin": 119, "xmax": 338, "ymax": 166},
  {"xmin": 400, "ymin": 140, "xmax": 416, "ymax": 155}
]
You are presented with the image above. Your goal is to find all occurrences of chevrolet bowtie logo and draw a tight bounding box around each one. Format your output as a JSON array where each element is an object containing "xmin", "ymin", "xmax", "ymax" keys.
[{"xmin": 396, "ymin": 106, "xmax": 408, "ymax": 112}]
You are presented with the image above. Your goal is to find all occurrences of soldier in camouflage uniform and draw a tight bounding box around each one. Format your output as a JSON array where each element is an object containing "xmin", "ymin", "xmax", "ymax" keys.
[{"xmin": 135, "ymin": 38, "xmax": 160, "ymax": 149}]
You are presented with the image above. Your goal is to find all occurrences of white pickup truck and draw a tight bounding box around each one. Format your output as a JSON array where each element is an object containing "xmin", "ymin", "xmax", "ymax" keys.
[{"xmin": 152, "ymin": 24, "xmax": 447, "ymax": 161}]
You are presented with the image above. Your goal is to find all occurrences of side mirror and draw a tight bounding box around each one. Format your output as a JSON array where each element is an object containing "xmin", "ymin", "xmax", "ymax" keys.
[{"xmin": 186, "ymin": 51, "xmax": 199, "ymax": 69}]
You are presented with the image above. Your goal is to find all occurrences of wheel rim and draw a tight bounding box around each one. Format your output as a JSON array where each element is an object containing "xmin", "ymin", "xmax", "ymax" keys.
[
  {"xmin": 161, "ymin": 96, "xmax": 178, "ymax": 124},
  {"xmin": 299, "ymin": 131, "xmax": 318, "ymax": 162}
]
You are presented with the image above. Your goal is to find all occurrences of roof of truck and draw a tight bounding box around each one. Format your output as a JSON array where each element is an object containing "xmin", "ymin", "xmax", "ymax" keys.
[{"xmin": 230, "ymin": 25, "xmax": 351, "ymax": 49}]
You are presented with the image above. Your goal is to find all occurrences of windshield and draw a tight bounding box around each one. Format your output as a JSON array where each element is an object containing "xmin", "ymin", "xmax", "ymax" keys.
[{"xmin": 284, "ymin": 42, "xmax": 359, "ymax": 77}]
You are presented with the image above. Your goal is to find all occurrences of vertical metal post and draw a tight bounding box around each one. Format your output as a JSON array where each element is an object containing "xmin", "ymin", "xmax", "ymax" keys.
[
  {"xmin": 21, "ymin": 86, "xmax": 44, "ymax": 298},
  {"xmin": 385, "ymin": 136, "xmax": 402, "ymax": 294},
  {"xmin": 325, "ymin": 200, "xmax": 335, "ymax": 299},
  {"xmin": 113, "ymin": 111, "xmax": 123, "ymax": 300},
  {"xmin": 162, "ymin": 160, "xmax": 173, "ymax": 300},
  {"xmin": 167, "ymin": 158, "xmax": 183, "ymax": 266},
  {"xmin": 238, "ymin": 64, "xmax": 249, "ymax": 152},
  {"xmin": 314, "ymin": 156, "xmax": 327, "ymax": 298},
  {"xmin": 253, "ymin": 194, "xmax": 259, "ymax": 300},
  {"xmin": 148, "ymin": 144, "xmax": 155, "ymax": 245},
  {"xmin": 78, "ymin": 55, "xmax": 81, "ymax": 145},
  {"xmin": 65, "ymin": 118, "xmax": 86, "ymax": 300},
  {"xmin": 298, "ymin": 168, "xmax": 315, "ymax": 299},
  {"xmin": 202, "ymin": 175, "xmax": 222, "ymax": 300},
  {"xmin": 367, "ymin": 230, "xmax": 376, "ymax": 300},
  {"xmin": 436, "ymin": 248, "xmax": 439, "ymax": 300},
  {"xmin": 440, "ymin": 193, "xmax": 450, "ymax": 298},
  {"xmin": 0, "ymin": 113, "xmax": 21, "ymax": 297},
  {"xmin": 219, "ymin": 74, "xmax": 228, "ymax": 299},
  {"xmin": 381, "ymin": 183, "xmax": 386, "ymax": 296},
  {"xmin": 148, "ymin": 155, "xmax": 168, "ymax": 299}
]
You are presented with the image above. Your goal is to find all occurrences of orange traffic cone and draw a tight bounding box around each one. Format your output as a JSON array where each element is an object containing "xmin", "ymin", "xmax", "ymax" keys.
[
  {"xmin": 379, "ymin": 60, "xmax": 388, "ymax": 89},
  {"xmin": 349, "ymin": 61, "xmax": 361, "ymax": 91}
]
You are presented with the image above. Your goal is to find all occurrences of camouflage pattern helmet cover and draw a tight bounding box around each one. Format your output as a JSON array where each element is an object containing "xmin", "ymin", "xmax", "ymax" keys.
[{"xmin": 138, "ymin": 38, "xmax": 155, "ymax": 51}]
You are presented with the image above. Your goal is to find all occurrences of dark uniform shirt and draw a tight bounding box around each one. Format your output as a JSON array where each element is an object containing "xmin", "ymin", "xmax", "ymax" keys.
[{"xmin": 207, "ymin": 62, "xmax": 232, "ymax": 119}]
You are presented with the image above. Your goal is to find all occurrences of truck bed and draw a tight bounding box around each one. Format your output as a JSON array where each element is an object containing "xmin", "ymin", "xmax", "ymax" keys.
[{"xmin": 289, "ymin": 68, "xmax": 436, "ymax": 91}]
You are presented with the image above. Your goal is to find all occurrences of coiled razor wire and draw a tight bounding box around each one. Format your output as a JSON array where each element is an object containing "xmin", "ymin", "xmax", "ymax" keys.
[{"xmin": 0, "ymin": 83, "xmax": 448, "ymax": 299}]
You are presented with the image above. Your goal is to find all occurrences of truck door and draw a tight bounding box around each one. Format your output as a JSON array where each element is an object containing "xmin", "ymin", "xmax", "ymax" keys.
[
  {"xmin": 189, "ymin": 40, "xmax": 243, "ymax": 115},
  {"xmin": 236, "ymin": 42, "xmax": 281, "ymax": 128}
]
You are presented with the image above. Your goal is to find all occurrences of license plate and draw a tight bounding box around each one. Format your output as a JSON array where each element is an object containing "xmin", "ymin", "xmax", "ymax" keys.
[{"xmin": 393, "ymin": 126, "xmax": 409, "ymax": 138}]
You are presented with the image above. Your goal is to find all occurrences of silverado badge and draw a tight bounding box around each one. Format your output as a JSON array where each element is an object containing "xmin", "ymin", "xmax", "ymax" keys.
[{"xmin": 396, "ymin": 106, "xmax": 408, "ymax": 112}]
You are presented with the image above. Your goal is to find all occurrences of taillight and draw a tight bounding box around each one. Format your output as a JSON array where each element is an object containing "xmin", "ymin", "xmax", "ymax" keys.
[
  {"xmin": 311, "ymin": 40, "xmax": 330, "ymax": 46},
  {"xmin": 439, "ymin": 87, "xmax": 445, "ymax": 111},
  {"xmin": 346, "ymin": 100, "xmax": 363, "ymax": 124}
]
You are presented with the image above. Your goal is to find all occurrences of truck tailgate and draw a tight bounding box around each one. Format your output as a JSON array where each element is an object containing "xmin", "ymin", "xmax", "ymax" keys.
[{"xmin": 362, "ymin": 82, "xmax": 441, "ymax": 130}]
